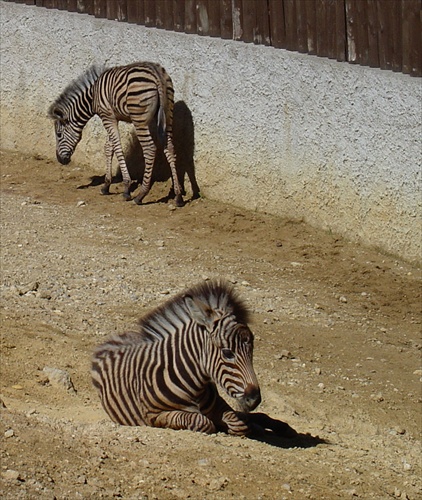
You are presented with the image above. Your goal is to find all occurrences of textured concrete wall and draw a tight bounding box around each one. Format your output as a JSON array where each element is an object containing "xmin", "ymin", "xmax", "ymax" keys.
[{"xmin": 1, "ymin": 2, "xmax": 421, "ymax": 264}]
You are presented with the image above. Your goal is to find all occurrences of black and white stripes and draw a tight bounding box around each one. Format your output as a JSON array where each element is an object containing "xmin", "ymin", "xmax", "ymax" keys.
[
  {"xmin": 91, "ymin": 281, "xmax": 262, "ymax": 435},
  {"xmin": 49, "ymin": 62, "xmax": 184, "ymax": 206}
]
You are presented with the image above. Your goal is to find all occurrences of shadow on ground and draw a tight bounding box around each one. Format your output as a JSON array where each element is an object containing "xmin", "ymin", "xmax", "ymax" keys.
[{"xmin": 247, "ymin": 412, "xmax": 328, "ymax": 449}]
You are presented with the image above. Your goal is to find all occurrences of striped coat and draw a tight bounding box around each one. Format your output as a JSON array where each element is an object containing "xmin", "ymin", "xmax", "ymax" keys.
[
  {"xmin": 92, "ymin": 281, "xmax": 262, "ymax": 435},
  {"xmin": 49, "ymin": 62, "xmax": 184, "ymax": 206}
]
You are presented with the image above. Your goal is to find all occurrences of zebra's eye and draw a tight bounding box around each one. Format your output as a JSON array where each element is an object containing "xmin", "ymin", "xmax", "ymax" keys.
[{"xmin": 222, "ymin": 348, "xmax": 235, "ymax": 361}]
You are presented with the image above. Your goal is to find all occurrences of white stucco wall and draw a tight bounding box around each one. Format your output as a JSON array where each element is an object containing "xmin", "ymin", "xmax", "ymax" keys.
[{"xmin": 1, "ymin": 2, "xmax": 421, "ymax": 264}]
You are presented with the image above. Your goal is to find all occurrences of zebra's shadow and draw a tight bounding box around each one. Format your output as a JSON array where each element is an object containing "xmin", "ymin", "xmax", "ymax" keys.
[
  {"xmin": 249, "ymin": 430, "xmax": 328, "ymax": 449},
  {"xmin": 78, "ymin": 100, "xmax": 200, "ymax": 202},
  {"xmin": 245, "ymin": 412, "xmax": 328, "ymax": 449}
]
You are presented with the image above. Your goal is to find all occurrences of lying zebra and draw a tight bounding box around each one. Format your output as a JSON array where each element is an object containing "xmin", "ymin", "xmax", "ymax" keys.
[
  {"xmin": 92, "ymin": 280, "xmax": 296, "ymax": 437},
  {"xmin": 49, "ymin": 62, "xmax": 184, "ymax": 206}
]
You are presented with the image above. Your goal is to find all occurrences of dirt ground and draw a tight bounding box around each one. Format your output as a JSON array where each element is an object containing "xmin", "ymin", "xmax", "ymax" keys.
[{"xmin": 0, "ymin": 149, "xmax": 421, "ymax": 499}]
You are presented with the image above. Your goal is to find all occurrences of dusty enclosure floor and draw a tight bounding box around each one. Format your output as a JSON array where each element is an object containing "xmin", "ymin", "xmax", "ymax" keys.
[{"xmin": 1, "ymin": 150, "xmax": 421, "ymax": 499}]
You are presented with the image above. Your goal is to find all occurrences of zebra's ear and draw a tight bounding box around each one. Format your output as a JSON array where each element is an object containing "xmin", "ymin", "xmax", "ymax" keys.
[
  {"xmin": 184, "ymin": 295, "xmax": 216, "ymax": 328},
  {"xmin": 49, "ymin": 106, "xmax": 65, "ymax": 122}
]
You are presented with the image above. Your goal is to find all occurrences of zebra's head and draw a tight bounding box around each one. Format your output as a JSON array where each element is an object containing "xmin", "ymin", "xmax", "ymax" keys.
[
  {"xmin": 185, "ymin": 293, "xmax": 261, "ymax": 413},
  {"xmin": 49, "ymin": 106, "xmax": 83, "ymax": 165},
  {"xmin": 48, "ymin": 65, "xmax": 102, "ymax": 165}
]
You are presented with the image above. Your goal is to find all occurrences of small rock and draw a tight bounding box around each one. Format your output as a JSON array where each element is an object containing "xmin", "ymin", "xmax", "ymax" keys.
[
  {"xmin": 2, "ymin": 470, "xmax": 20, "ymax": 481},
  {"xmin": 4, "ymin": 429, "xmax": 14, "ymax": 438},
  {"xmin": 43, "ymin": 367, "xmax": 76, "ymax": 393},
  {"xmin": 208, "ymin": 477, "xmax": 229, "ymax": 491},
  {"xmin": 339, "ymin": 296, "xmax": 347, "ymax": 303},
  {"xmin": 276, "ymin": 349, "xmax": 292, "ymax": 359},
  {"xmin": 36, "ymin": 289, "xmax": 51, "ymax": 300},
  {"xmin": 371, "ymin": 393, "xmax": 384, "ymax": 402},
  {"xmin": 18, "ymin": 281, "xmax": 39, "ymax": 295},
  {"xmin": 315, "ymin": 367, "xmax": 322, "ymax": 375},
  {"xmin": 394, "ymin": 488, "xmax": 401, "ymax": 497},
  {"xmin": 345, "ymin": 488, "xmax": 358, "ymax": 497},
  {"xmin": 76, "ymin": 200, "xmax": 86, "ymax": 207},
  {"xmin": 395, "ymin": 427, "xmax": 406, "ymax": 435}
]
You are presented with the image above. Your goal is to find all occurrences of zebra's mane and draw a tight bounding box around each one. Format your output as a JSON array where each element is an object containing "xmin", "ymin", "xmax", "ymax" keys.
[
  {"xmin": 135, "ymin": 280, "xmax": 250, "ymax": 343},
  {"xmin": 48, "ymin": 64, "xmax": 105, "ymax": 117}
]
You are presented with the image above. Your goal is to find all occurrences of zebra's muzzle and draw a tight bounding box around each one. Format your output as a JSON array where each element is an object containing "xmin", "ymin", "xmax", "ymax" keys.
[
  {"xmin": 57, "ymin": 152, "xmax": 71, "ymax": 165},
  {"xmin": 240, "ymin": 384, "xmax": 261, "ymax": 412}
]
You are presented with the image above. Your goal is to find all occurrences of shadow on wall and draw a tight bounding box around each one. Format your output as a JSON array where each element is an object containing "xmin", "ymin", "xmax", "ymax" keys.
[
  {"xmin": 79, "ymin": 101, "xmax": 200, "ymax": 202},
  {"xmin": 126, "ymin": 100, "xmax": 200, "ymax": 201}
]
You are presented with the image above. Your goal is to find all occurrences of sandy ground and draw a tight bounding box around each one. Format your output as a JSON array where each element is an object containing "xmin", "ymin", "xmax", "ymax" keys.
[{"xmin": 0, "ymin": 150, "xmax": 421, "ymax": 499}]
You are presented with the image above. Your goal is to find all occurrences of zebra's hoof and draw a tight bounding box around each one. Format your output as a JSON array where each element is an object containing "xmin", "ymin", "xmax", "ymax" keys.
[
  {"xmin": 122, "ymin": 193, "xmax": 132, "ymax": 201},
  {"xmin": 133, "ymin": 196, "xmax": 143, "ymax": 205},
  {"xmin": 175, "ymin": 195, "xmax": 185, "ymax": 207},
  {"xmin": 101, "ymin": 186, "xmax": 111, "ymax": 195}
]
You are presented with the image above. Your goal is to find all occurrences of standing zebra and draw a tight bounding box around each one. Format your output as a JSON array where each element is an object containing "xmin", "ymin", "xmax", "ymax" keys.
[
  {"xmin": 48, "ymin": 62, "xmax": 184, "ymax": 206},
  {"xmin": 91, "ymin": 280, "xmax": 262, "ymax": 435}
]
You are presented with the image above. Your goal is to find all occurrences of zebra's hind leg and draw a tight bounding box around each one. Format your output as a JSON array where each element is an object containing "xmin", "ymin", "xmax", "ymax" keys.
[
  {"xmin": 152, "ymin": 410, "xmax": 217, "ymax": 433},
  {"xmin": 132, "ymin": 125, "xmax": 156, "ymax": 205},
  {"xmin": 164, "ymin": 135, "xmax": 184, "ymax": 207}
]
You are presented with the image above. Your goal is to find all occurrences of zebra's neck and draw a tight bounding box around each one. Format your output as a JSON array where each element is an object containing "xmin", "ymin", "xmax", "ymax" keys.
[
  {"xmin": 52, "ymin": 65, "xmax": 103, "ymax": 127},
  {"xmin": 68, "ymin": 85, "xmax": 95, "ymax": 127},
  {"xmin": 140, "ymin": 314, "xmax": 212, "ymax": 381}
]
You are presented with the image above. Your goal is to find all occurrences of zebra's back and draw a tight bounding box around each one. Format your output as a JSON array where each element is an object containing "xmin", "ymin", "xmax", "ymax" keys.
[{"xmin": 93, "ymin": 62, "xmax": 174, "ymax": 127}]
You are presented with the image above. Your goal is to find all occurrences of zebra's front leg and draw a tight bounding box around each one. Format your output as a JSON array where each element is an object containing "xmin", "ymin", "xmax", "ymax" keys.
[
  {"xmin": 201, "ymin": 388, "xmax": 251, "ymax": 436},
  {"xmin": 102, "ymin": 122, "xmax": 132, "ymax": 200},
  {"xmin": 152, "ymin": 410, "xmax": 217, "ymax": 434},
  {"xmin": 117, "ymin": 155, "xmax": 133, "ymax": 201},
  {"xmin": 221, "ymin": 410, "xmax": 252, "ymax": 436},
  {"xmin": 101, "ymin": 136, "xmax": 114, "ymax": 195}
]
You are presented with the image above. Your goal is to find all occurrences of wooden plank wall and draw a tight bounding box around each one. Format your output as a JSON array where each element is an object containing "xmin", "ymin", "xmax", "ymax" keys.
[{"xmin": 7, "ymin": 0, "xmax": 422, "ymax": 76}]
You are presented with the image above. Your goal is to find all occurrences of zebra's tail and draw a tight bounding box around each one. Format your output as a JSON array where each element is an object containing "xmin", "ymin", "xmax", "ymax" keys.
[{"xmin": 157, "ymin": 104, "xmax": 167, "ymax": 143}]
